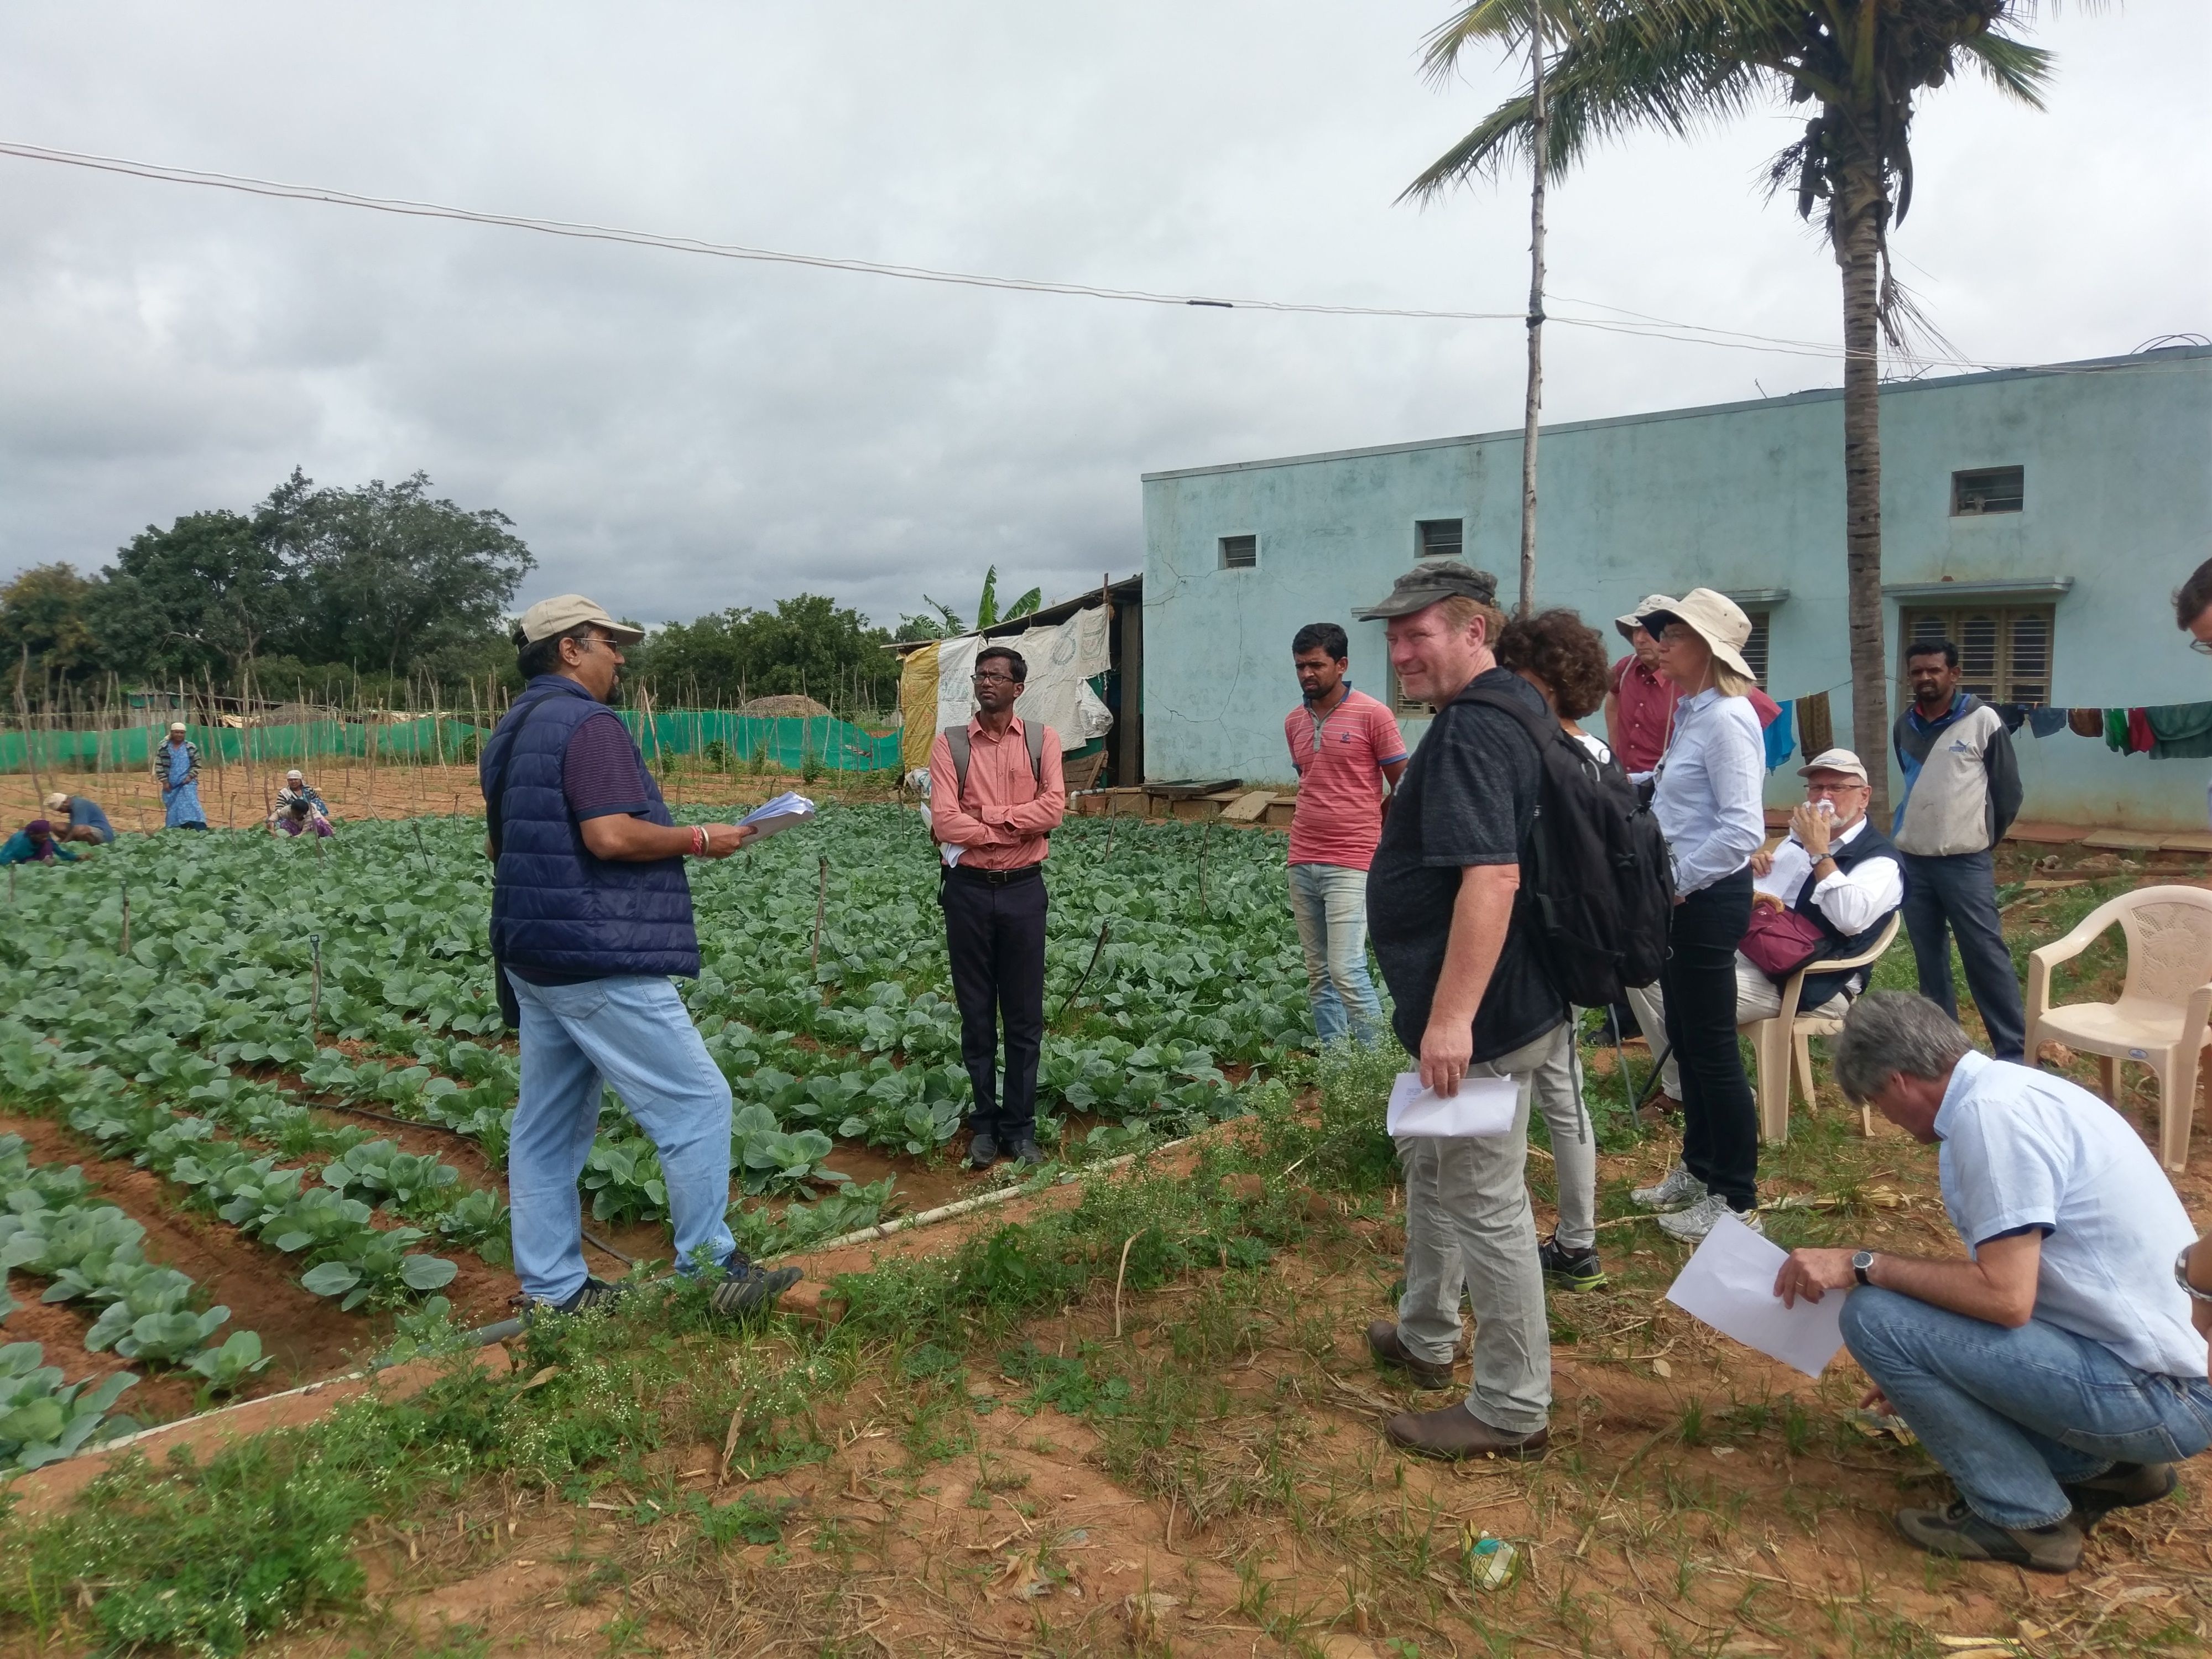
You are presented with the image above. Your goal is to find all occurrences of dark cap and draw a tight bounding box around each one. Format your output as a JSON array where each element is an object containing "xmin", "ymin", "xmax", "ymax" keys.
[{"xmin": 1355, "ymin": 560, "xmax": 1500, "ymax": 621}]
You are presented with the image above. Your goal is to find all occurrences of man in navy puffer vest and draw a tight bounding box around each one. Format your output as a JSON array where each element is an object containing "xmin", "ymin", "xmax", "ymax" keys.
[{"xmin": 482, "ymin": 594, "xmax": 800, "ymax": 1318}]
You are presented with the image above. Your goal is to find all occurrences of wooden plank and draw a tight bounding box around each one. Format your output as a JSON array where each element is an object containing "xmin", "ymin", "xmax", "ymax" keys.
[
  {"xmin": 2161, "ymin": 831, "xmax": 2212, "ymax": 854},
  {"xmin": 1263, "ymin": 801, "xmax": 1296, "ymax": 828},
  {"xmin": 2079, "ymin": 828, "xmax": 2165, "ymax": 851},
  {"xmin": 2005, "ymin": 821, "xmax": 2087, "ymax": 844},
  {"xmin": 1169, "ymin": 797, "xmax": 1222, "ymax": 820},
  {"xmin": 1218, "ymin": 789, "xmax": 1275, "ymax": 823}
]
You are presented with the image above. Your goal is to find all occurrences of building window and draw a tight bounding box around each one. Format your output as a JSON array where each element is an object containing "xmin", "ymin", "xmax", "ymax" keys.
[
  {"xmin": 1219, "ymin": 534, "xmax": 1257, "ymax": 570},
  {"xmin": 1740, "ymin": 611, "xmax": 1771, "ymax": 689},
  {"xmin": 1900, "ymin": 606, "xmax": 2054, "ymax": 706},
  {"xmin": 1416, "ymin": 519, "xmax": 1463, "ymax": 560},
  {"xmin": 1952, "ymin": 466, "xmax": 2024, "ymax": 516}
]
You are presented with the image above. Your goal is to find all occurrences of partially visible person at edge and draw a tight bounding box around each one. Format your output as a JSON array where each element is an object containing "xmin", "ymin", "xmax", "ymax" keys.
[
  {"xmin": 1356, "ymin": 559, "xmax": 1567, "ymax": 1463},
  {"xmin": 927, "ymin": 644, "xmax": 1066, "ymax": 1172},
  {"xmin": 152, "ymin": 721, "xmax": 208, "ymax": 830},
  {"xmin": 1601, "ymin": 598, "xmax": 1683, "ymax": 1116},
  {"xmin": 1626, "ymin": 591, "xmax": 1767, "ymax": 1244},
  {"xmin": 481, "ymin": 593, "xmax": 800, "ymax": 1319},
  {"xmin": 1495, "ymin": 606, "xmax": 1616, "ymax": 1296},
  {"xmin": 268, "ymin": 769, "xmax": 335, "ymax": 838},
  {"xmin": 0, "ymin": 819, "xmax": 80, "ymax": 866},
  {"xmin": 2174, "ymin": 555, "xmax": 2212, "ymax": 826},
  {"xmin": 1776, "ymin": 993, "xmax": 2212, "ymax": 1574},
  {"xmin": 1736, "ymin": 748, "xmax": 1906, "ymax": 1021},
  {"xmin": 42, "ymin": 790, "xmax": 113, "ymax": 846},
  {"xmin": 1891, "ymin": 638, "xmax": 2027, "ymax": 1062},
  {"xmin": 1283, "ymin": 621, "xmax": 1407, "ymax": 1049}
]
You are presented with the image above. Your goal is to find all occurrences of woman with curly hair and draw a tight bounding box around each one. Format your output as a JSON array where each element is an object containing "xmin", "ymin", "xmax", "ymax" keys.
[{"xmin": 1494, "ymin": 608, "xmax": 1618, "ymax": 1293}]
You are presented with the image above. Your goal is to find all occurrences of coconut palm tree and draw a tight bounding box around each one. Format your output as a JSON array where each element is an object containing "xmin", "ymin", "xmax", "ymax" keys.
[{"xmin": 1404, "ymin": 0, "xmax": 2058, "ymax": 819}]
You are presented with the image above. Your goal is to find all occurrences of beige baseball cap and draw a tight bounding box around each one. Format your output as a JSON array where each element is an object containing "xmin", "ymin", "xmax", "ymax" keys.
[
  {"xmin": 512, "ymin": 594, "xmax": 645, "ymax": 648},
  {"xmin": 43, "ymin": 792, "xmax": 68, "ymax": 812},
  {"xmin": 1798, "ymin": 747, "xmax": 1870, "ymax": 784}
]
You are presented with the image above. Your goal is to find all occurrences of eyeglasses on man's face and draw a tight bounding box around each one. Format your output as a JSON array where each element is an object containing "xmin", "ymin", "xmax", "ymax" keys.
[{"xmin": 972, "ymin": 670, "xmax": 1018, "ymax": 685}]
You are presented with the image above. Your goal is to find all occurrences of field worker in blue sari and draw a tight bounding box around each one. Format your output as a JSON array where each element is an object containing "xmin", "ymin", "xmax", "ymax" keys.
[
  {"xmin": 481, "ymin": 593, "xmax": 801, "ymax": 1321},
  {"xmin": 152, "ymin": 722, "xmax": 208, "ymax": 830}
]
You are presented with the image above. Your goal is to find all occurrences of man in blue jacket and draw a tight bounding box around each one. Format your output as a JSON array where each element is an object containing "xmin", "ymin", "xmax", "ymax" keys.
[
  {"xmin": 481, "ymin": 593, "xmax": 800, "ymax": 1318},
  {"xmin": 1891, "ymin": 640, "xmax": 2026, "ymax": 1062}
]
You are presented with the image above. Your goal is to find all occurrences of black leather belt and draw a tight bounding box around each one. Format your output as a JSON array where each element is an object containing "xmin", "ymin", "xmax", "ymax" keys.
[{"xmin": 946, "ymin": 863, "xmax": 1042, "ymax": 886}]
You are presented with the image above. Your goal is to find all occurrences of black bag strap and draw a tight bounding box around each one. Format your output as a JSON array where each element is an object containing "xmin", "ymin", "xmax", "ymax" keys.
[
  {"xmin": 943, "ymin": 719, "xmax": 1045, "ymax": 805},
  {"xmin": 484, "ymin": 692, "xmax": 566, "ymax": 863}
]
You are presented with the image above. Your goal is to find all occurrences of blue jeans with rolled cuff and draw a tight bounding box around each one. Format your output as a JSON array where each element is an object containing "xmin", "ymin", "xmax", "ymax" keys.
[
  {"xmin": 1288, "ymin": 861, "xmax": 1383, "ymax": 1046},
  {"xmin": 1841, "ymin": 1286, "xmax": 2212, "ymax": 1530}
]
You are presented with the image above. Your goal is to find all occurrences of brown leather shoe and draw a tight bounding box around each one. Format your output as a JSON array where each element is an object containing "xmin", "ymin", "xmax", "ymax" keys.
[
  {"xmin": 1636, "ymin": 1091, "xmax": 1684, "ymax": 1128},
  {"xmin": 1366, "ymin": 1320, "xmax": 1454, "ymax": 1388},
  {"xmin": 1385, "ymin": 1402, "xmax": 1550, "ymax": 1461}
]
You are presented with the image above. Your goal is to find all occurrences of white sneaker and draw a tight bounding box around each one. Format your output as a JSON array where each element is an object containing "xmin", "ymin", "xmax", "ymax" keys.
[
  {"xmin": 1655, "ymin": 1193, "xmax": 1761, "ymax": 1243},
  {"xmin": 1631, "ymin": 1164, "xmax": 1705, "ymax": 1212}
]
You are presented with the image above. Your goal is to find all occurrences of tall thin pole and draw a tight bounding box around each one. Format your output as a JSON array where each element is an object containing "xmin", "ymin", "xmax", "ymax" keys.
[{"xmin": 1517, "ymin": 9, "xmax": 1549, "ymax": 619}]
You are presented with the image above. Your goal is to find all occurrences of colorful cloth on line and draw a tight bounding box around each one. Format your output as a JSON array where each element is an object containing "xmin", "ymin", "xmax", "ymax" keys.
[
  {"xmin": 2104, "ymin": 708, "xmax": 2131, "ymax": 752},
  {"xmin": 1794, "ymin": 690, "xmax": 1833, "ymax": 758},
  {"xmin": 1762, "ymin": 700, "xmax": 1794, "ymax": 771},
  {"xmin": 2027, "ymin": 706, "xmax": 2069, "ymax": 739},
  {"xmin": 2144, "ymin": 702, "xmax": 2212, "ymax": 760},
  {"xmin": 2069, "ymin": 707, "xmax": 2105, "ymax": 738}
]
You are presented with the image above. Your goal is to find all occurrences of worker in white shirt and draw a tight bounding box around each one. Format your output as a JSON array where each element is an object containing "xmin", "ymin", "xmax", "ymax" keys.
[{"xmin": 1737, "ymin": 749, "xmax": 1906, "ymax": 1021}]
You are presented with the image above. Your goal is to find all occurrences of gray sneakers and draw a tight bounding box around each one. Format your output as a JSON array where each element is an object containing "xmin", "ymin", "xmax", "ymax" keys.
[
  {"xmin": 1631, "ymin": 1164, "xmax": 1705, "ymax": 1212},
  {"xmin": 1656, "ymin": 1192, "xmax": 1762, "ymax": 1243}
]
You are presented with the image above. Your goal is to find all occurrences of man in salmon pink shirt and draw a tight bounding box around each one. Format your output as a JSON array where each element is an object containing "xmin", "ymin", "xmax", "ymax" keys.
[
  {"xmin": 1284, "ymin": 623, "xmax": 1408, "ymax": 1046},
  {"xmin": 928, "ymin": 644, "xmax": 1066, "ymax": 1171}
]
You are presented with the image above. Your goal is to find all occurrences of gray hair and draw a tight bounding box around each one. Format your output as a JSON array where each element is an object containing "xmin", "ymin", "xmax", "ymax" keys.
[{"xmin": 1830, "ymin": 992, "xmax": 1972, "ymax": 1102}]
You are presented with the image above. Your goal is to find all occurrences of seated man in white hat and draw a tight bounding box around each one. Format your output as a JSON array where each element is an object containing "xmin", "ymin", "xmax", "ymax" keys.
[{"xmin": 1736, "ymin": 748, "xmax": 1905, "ymax": 1022}]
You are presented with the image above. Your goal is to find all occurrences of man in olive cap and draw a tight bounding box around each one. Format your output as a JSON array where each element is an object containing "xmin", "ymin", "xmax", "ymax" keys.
[
  {"xmin": 1355, "ymin": 560, "xmax": 1567, "ymax": 1461},
  {"xmin": 481, "ymin": 594, "xmax": 800, "ymax": 1319}
]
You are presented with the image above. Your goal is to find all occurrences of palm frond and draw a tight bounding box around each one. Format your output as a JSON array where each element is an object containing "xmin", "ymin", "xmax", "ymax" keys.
[{"xmin": 1955, "ymin": 29, "xmax": 2054, "ymax": 107}]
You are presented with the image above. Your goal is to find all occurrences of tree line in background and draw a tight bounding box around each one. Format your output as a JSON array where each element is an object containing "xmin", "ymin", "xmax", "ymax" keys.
[{"xmin": 1, "ymin": 471, "xmax": 1041, "ymax": 723}]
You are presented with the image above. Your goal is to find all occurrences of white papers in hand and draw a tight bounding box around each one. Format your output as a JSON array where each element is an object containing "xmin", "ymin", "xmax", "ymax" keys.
[
  {"xmin": 738, "ymin": 792, "xmax": 816, "ymax": 841},
  {"xmin": 1385, "ymin": 1071, "xmax": 1520, "ymax": 1138},
  {"xmin": 1664, "ymin": 1212, "xmax": 1848, "ymax": 1379}
]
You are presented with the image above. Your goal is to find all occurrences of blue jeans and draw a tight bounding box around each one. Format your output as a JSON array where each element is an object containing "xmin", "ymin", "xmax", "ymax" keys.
[
  {"xmin": 505, "ymin": 971, "xmax": 738, "ymax": 1306},
  {"xmin": 1842, "ymin": 1287, "xmax": 2212, "ymax": 1528},
  {"xmin": 1288, "ymin": 862, "xmax": 1382, "ymax": 1046},
  {"xmin": 1900, "ymin": 850, "xmax": 2027, "ymax": 1062}
]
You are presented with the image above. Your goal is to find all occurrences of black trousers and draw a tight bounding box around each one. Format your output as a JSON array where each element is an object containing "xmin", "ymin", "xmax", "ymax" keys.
[
  {"xmin": 940, "ymin": 865, "xmax": 1048, "ymax": 1138},
  {"xmin": 1663, "ymin": 868, "xmax": 1759, "ymax": 1211}
]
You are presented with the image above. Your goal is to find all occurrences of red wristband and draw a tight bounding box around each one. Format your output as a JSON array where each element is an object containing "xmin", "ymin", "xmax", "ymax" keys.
[{"xmin": 691, "ymin": 825, "xmax": 707, "ymax": 857}]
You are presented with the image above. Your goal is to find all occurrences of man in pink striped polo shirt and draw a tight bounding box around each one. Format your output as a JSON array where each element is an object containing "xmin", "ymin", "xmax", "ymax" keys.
[{"xmin": 1284, "ymin": 623, "xmax": 1408, "ymax": 1046}]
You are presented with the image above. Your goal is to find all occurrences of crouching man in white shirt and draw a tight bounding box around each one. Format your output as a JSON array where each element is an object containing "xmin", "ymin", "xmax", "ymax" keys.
[
  {"xmin": 1736, "ymin": 748, "xmax": 1903, "ymax": 1021},
  {"xmin": 1776, "ymin": 993, "xmax": 2212, "ymax": 1573}
]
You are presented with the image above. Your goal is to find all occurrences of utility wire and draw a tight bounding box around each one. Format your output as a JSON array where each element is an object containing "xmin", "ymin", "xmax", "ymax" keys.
[{"xmin": 0, "ymin": 139, "xmax": 2192, "ymax": 379}]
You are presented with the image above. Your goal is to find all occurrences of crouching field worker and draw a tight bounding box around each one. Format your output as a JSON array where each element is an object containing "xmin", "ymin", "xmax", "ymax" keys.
[
  {"xmin": 482, "ymin": 594, "xmax": 801, "ymax": 1319},
  {"xmin": 1, "ymin": 819, "xmax": 82, "ymax": 865},
  {"xmin": 1776, "ymin": 993, "xmax": 2212, "ymax": 1573},
  {"xmin": 44, "ymin": 790, "xmax": 114, "ymax": 845}
]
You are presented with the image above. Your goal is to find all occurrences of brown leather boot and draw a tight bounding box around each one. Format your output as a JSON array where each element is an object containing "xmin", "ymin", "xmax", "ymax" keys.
[
  {"xmin": 1385, "ymin": 1402, "xmax": 1550, "ymax": 1461},
  {"xmin": 1366, "ymin": 1321, "xmax": 1454, "ymax": 1388}
]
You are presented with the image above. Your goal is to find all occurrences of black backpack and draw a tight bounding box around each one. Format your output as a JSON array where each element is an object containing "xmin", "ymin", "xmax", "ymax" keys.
[{"xmin": 1460, "ymin": 686, "xmax": 1674, "ymax": 1005}]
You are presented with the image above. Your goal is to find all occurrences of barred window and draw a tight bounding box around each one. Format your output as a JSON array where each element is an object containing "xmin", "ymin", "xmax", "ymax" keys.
[
  {"xmin": 1416, "ymin": 519, "xmax": 1463, "ymax": 560},
  {"xmin": 1219, "ymin": 534, "xmax": 1257, "ymax": 570},
  {"xmin": 1900, "ymin": 606, "xmax": 2054, "ymax": 706},
  {"xmin": 1741, "ymin": 611, "xmax": 1771, "ymax": 689}
]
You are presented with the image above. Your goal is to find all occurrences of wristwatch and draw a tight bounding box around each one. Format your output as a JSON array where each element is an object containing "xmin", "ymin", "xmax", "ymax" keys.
[
  {"xmin": 2177, "ymin": 1245, "xmax": 2212, "ymax": 1306},
  {"xmin": 1851, "ymin": 1250, "xmax": 1876, "ymax": 1287}
]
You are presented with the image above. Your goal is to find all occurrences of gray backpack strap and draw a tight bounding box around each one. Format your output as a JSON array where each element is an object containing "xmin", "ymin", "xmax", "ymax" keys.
[
  {"xmin": 945, "ymin": 727, "xmax": 972, "ymax": 801},
  {"xmin": 1024, "ymin": 719, "xmax": 1045, "ymax": 785}
]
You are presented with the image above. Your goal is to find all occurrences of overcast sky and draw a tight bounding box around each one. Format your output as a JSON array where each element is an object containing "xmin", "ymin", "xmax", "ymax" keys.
[{"xmin": 2, "ymin": 2, "xmax": 2205, "ymax": 630}]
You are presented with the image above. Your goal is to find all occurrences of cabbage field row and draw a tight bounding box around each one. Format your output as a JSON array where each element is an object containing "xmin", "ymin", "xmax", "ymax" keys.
[{"xmin": 0, "ymin": 806, "xmax": 1313, "ymax": 1448}]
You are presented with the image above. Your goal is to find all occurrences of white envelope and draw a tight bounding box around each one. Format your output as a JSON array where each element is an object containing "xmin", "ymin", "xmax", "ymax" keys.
[
  {"xmin": 1664, "ymin": 1211, "xmax": 1849, "ymax": 1379},
  {"xmin": 1385, "ymin": 1071, "xmax": 1521, "ymax": 1138}
]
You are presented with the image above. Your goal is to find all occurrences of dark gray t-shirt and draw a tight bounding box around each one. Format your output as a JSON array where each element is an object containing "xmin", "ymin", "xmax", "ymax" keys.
[{"xmin": 1366, "ymin": 667, "xmax": 1566, "ymax": 1063}]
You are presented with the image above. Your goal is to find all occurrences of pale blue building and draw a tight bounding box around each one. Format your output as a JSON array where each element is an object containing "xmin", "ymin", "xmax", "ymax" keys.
[{"xmin": 1140, "ymin": 343, "xmax": 2212, "ymax": 830}]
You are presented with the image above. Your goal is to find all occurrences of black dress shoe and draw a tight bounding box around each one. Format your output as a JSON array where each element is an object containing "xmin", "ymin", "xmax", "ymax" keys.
[
  {"xmin": 967, "ymin": 1130, "xmax": 1000, "ymax": 1170},
  {"xmin": 1008, "ymin": 1133, "xmax": 1045, "ymax": 1166}
]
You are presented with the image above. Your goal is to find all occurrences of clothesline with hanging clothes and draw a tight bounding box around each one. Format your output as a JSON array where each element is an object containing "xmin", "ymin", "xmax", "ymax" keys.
[{"xmin": 1990, "ymin": 700, "xmax": 2212, "ymax": 760}]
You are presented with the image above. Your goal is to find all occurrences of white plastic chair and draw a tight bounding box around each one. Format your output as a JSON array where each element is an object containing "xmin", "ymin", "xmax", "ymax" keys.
[
  {"xmin": 1743, "ymin": 913, "xmax": 1903, "ymax": 1145},
  {"xmin": 2025, "ymin": 885, "xmax": 2212, "ymax": 1173}
]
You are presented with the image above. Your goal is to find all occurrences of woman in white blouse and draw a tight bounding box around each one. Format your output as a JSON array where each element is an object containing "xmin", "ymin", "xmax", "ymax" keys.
[{"xmin": 1624, "ymin": 589, "xmax": 1768, "ymax": 1243}]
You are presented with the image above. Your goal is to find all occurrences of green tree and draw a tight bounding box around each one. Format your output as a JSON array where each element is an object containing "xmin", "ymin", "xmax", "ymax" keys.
[
  {"xmin": 637, "ymin": 593, "xmax": 899, "ymax": 711},
  {"xmin": 93, "ymin": 509, "xmax": 293, "ymax": 689},
  {"xmin": 1404, "ymin": 0, "xmax": 2057, "ymax": 820},
  {"xmin": 259, "ymin": 469, "xmax": 534, "ymax": 683},
  {"xmin": 0, "ymin": 564, "xmax": 106, "ymax": 687}
]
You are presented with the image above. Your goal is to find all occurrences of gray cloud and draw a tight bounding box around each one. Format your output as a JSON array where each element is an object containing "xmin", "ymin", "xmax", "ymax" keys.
[{"xmin": 1, "ymin": 0, "xmax": 2204, "ymax": 628}]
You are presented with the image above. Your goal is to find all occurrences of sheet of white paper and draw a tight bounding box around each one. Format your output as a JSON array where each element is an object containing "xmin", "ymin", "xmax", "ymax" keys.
[
  {"xmin": 737, "ymin": 792, "xmax": 817, "ymax": 841},
  {"xmin": 1665, "ymin": 1212, "xmax": 1848, "ymax": 1379},
  {"xmin": 1384, "ymin": 1071, "xmax": 1520, "ymax": 1138}
]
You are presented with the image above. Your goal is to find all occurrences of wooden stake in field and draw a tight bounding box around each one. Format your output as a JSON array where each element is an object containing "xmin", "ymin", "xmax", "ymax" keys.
[
  {"xmin": 119, "ymin": 881, "xmax": 131, "ymax": 956},
  {"xmin": 811, "ymin": 854, "xmax": 828, "ymax": 974},
  {"xmin": 310, "ymin": 932, "xmax": 324, "ymax": 1033},
  {"xmin": 1198, "ymin": 818, "xmax": 1212, "ymax": 912}
]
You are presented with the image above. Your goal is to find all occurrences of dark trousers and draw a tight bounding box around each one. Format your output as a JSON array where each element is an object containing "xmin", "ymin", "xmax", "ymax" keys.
[
  {"xmin": 941, "ymin": 866, "xmax": 1048, "ymax": 1138},
  {"xmin": 1663, "ymin": 868, "xmax": 1759, "ymax": 1211},
  {"xmin": 1900, "ymin": 850, "xmax": 2026, "ymax": 1062}
]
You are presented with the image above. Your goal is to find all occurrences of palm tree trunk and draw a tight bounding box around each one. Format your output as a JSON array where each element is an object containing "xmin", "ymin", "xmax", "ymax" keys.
[
  {"xmin": 1837, "ymin": 186, "xmax": 1890, "ymax": 823},
  {"xmin": 1517, "ymin": 15, "xmax": 1548, "ymax": 619}
]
